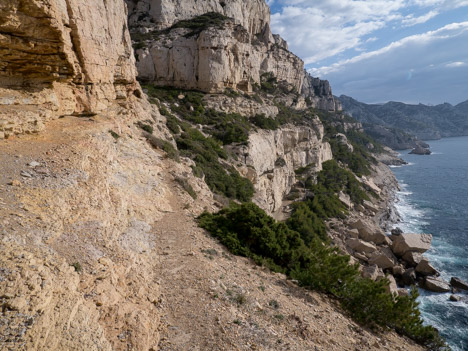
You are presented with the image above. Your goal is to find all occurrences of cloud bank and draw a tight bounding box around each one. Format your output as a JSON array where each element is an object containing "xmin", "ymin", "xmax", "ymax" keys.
[{"xmin": 269, "ymin": 0, "xmax": 468, "ymax": 104}]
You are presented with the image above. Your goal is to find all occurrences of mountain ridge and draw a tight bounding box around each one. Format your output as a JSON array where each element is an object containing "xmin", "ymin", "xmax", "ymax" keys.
[{"xmin": 339, "ymin": 94, "xmax": 468, "ymax": 149}]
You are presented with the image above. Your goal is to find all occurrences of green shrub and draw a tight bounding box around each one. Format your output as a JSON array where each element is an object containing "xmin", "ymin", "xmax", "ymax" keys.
[
  {"xmin": 174, "ymin": 123, "xmax": 253, "ymax": 202},
  {"xmin": 71, "ymin": 262, "xmax": 82, "ymax": 273},
  {"xmin": 108, "ymin": 130, "xmax": 120, "ymax": 139},
  {"xmin": 138, "ymin": 122, "xmax": 154, "ymax": 134},
  {"xmin": 198, "ymin": 203, "xmax": 448, "ymax": 350},
  {"xmin": 143, "ymin": 133, "xmax": 180, "ymax": 161},
  {"xmin": 315, "ymin": 160, "xmax": 369, "ymax": 205},
  {"xmin": 144, "ymin": 85, "xmax": 250, "ymax": 145},
  {"xmin": 251, "ymin": 114, "xmax": 280, "ymax": 130},
  {"xmin": 260, "ymin": 72, "xmax": 278, "ymax": 93},
  {"xmin": 286, "ymin": 202, "xmax": 327, "ymax": 243},
  {"xmin": 175, "ymin": 176, "xmax": 197, "ymax": 199},
  {"xmin": 170, "ymin": 12, "xmax": 230, "ymax": 37}
]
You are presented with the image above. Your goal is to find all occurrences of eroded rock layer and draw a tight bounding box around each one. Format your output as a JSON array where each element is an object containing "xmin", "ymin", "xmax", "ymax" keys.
[
  {"xmin": 0, "ymin": 0, "xmax": 138, "ymax": 138},
  {"xmin": 128, "ymin": 0, "xmax": 340, "ymax": 111}
]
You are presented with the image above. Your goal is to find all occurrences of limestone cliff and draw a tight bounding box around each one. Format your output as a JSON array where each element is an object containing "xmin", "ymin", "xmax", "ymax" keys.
[
  {"xmin": 127, "ymin": 0, "xmax": 340, "ymax": 111},
  {"xmin": 126, "ymin": 0, "xmax": 272, "ymax": 38},
  {"xmin": 235, "ymin": 124, "xmax": 332, "ymax": 215},
  {"xmin": 0, "ymin": 0, "xmax": 138, "ymax": 139}
]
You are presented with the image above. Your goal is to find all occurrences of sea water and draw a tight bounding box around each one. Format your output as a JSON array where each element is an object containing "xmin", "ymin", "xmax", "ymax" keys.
[{"xmin": 391, "ymin": 136, "xmax": 468, "ymax": 351}]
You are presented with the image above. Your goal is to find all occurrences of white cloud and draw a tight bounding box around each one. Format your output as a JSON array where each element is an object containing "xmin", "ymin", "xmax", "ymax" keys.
[
  {"xmin": 310, "ymin": 22, "xmax": 468, "ymax": 76},
  {"xmin": 402, "ymin": 10, "xmax": 439, "ymax": 26},
  {"xmin": 310, "ymin": 22, "xmax": 468, "ymax": 104},
  {"xmin": 270, "ymin": 0, "xmax": 468, "ymax": 64},
  {"xmin": 270, "ymin": 1, "xmax": 404, "ymax": 64},
  {"xmin": 445, "ymin": 61, "xmax": 467, "ymax": 67}
]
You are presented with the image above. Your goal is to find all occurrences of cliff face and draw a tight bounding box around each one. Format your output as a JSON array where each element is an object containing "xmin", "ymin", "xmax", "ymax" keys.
[
  {"xmin": 0, "ymin": 0, "xmax": 138, "ymax": 139},
  {"xmin": 128, "ymin": 0, "xmax": 340, "ymax": 111},
  {"xmin": 135, "ymin": 21, "xmax": 303, "ymax": 93},
  {"xmin": 236, "ymin": 123, "xmax": 332, "ymax": 215},
  {"xmin": 126, "ymin": 0, "xmax": 272, "ymax": 38}
]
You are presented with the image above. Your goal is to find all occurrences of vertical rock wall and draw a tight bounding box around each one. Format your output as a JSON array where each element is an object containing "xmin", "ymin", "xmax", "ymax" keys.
[{"xmin": 0, "ymin": 0, "xmax": 138, "ymax": 138}]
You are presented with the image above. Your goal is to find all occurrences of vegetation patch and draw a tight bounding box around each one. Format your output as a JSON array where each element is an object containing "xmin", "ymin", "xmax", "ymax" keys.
[
  {"xmin": 175, "ymin": 176, "xmax": 197, "ymax": 199},
  {"xmin": 170, "ymin": 12, "xmax": 231, "ymax": 38},
  {"xmin": 198, "ymin": 202, "xmax": 448, "ymax": 350},
  {"xmin": 109, "ymin": 130, "xmax": 120, "ymax": 139},
  {"xmin": 144, "ymin": 85, "xmax": 251, "ymax": 145},
  {"xmin": 143, "ymin": 133, "xmax": 180, "ymax": 161},
  {"xmin": 168, "ymin": 117, "xmax": 253, "ymax": 201}
]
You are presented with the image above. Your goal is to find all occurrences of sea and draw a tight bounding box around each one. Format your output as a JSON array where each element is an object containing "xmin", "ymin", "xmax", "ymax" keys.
[{"xmin": 390, "ymin": 136, "xmax": 468, "ymax": 351}]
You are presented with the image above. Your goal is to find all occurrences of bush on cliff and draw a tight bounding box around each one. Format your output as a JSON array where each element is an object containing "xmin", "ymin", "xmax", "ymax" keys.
[{"xmin": 199, "ymin": 202, "xmax": 448, "ymax": 350}]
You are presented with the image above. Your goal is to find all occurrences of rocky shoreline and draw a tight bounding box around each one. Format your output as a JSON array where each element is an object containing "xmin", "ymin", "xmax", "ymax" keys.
[{"xmin": 330, "ymin": 154, "xmax": 468, "ymax": 299}]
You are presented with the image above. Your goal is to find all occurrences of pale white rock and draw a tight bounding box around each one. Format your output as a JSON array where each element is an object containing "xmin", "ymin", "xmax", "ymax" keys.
[
  {"xmin": 127, "ymin": 0, "xmax": 273, "ymax": 38},
  {"xmin": 423, "ymin": 277, "xmax": 451, "ymax": 293},
  {"xmin": 346, "ymin": 239, "xmax": 377, "ymax": 254},
  {"xmin": 392, "ymin": 233, "xmax": 432, "ymax": 257},
  {"xmin": 129, "ymin": 0, "xmax": 341, "ymax": 111},
  {"xmin": 347, "ymin": 229, "xmax": 360, "ymax": 239},
  {"xmin": 203, "ymin": 95, "xmax": 278, "ymax": 118},
  {"xmin": 135, "ymin": 23, "xmax": 303, "ymax": 94},
  {"xmin": 349, "ymin": 219, "xmax": 388, "ymax": 245},
  {"xmin": 362, "ymin": 265, "xmax": 384, "ymax": 281},
  {"xmin": 368, "ymin": 251, "xmax": 396, "ymax": 270},
  {"xmin": 383, "ymin": 275, "xmax": 398, "ymax": 296},
  {"xmin": 0, "ymin": 0, "xmax": 138, "ymax": 137},
  {"xmin": 402, "ymin": 251, "xmax": 424, "ymax": 267},
  {"xmin": 415, "ymin": 258, "xmax": 437, "ymax": 276},
  {"xmin": 338, "ymin": 191, "xmax": 352, "ymax": 209},
  {"xmin": 234, "ymin": 122, "xmax": 332, "ymax": 215},
  {"xmin": 301, "ymin": 73, "xmax": 341, "ymax": 111}
]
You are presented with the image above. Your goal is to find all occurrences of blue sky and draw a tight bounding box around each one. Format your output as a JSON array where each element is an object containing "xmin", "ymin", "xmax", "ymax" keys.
[{"xmin": 267, "ymin": 0, "xmax": 468, "ymax": 105}]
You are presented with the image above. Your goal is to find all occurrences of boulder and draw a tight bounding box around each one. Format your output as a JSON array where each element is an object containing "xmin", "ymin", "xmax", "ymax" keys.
[
  {"xmin": 392, "ymin": 265, "xmax": 405, "ymax": 277},
  {"xmin": 415, "ymin": 258, "xmax": 437, "ymax": 276},
  {"xmin": 423, "ymin": 277, "xmax": 451, "ymax": 293},
  {"xmin": 381, "ymin": 275, "xmax": 398, "ymax": 296},
  {"xmin": 362, "ymin": 200, "xmax": 379, "ymax": 213},
  {"xmin": 354, "ymin": 252, "xmax": 369, "ymax": 262},
  {"xmin": 349, "ymin": 220, "xmax": 389, "ymax": 245},
  {"xmin": 391, "ymin": 227, "xmax": 403, "ymax": 236},
  {"xmin": 392, "ymin": 233, "xmax": 432, "ymax": 256},
  {"xmin": 450, "ymin": 277, "xmax": 468, "ymax": 291},
  {"xmin": 346, "ymin": 239, "xmax": 376, "ymax": 254},
  {"xmin": 347, "ymin": 229, "xmax": 360, "ymax": 239},
  {"xmin": 338, "ymin": 191, "xmax": 352, "ymax": 209},
  {"xmin": 362, "ymin": 265, "xmax": 384, "ymax": 281},
  {"xmin": 368, "ymin": 249, "xmax": 397, "ymax": 270},
  {"xmin": 402, "ymin": 252, "xmax": 423, "ymax": 267},
  {"xmin": 449, "ymin": 295, "xmax": 461, "ymax": 302},
  {"xmin": 398, "ymin": 288, "xmax": 410, "ymax": 297},
  {"xmin": 402, "ymin": 268, "xmax": 417, "ymax": 286}
]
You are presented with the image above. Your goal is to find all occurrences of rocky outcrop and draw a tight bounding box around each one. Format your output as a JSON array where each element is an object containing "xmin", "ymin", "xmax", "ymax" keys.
[
  {"xmin": 128, "ymin": 0, "xmax": 341, "ymax": 111},
  {"xmin": 409, "ymin": 145, "xmax": 432, "ymax": 155},
  {"xmin": 0, "ymin": 0, "xmax": 138, "ymax": 138},
  {"xmin": 134, "ymin": 20, "xmax": 304, "ymax": 94},
  {"xmin": 235, "ymin": 122, "xmax": 332, "ymax": 215},
  {"xmin": 126, "ymin": 0, "xmax": 272, "ymax": 38},
  {"xmin": 302, "ymin": 73, "xmax": 342, "ymax": 111}
]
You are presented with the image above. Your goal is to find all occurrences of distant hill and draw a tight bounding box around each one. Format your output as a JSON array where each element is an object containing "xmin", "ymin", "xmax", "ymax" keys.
[{"xmin": 339, "ymin": 95, "xmax": 468, "ymax": 149}]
